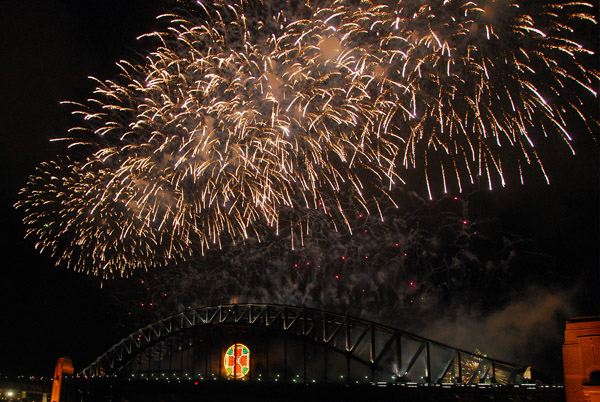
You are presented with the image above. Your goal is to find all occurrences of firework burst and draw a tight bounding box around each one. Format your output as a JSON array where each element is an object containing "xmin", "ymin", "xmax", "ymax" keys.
[
  {"xmin": 285, "ymin": 0, "xmax": 599, "ymax": 196},
  {"xmin": 16, "ymin": 0, "xmax": 598, "ymax": 276}
]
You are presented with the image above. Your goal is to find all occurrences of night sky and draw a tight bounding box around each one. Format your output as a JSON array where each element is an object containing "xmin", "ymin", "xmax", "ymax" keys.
[{"xmin": 0, "ymin": 0, "xmax": 598, "ymax": 381}]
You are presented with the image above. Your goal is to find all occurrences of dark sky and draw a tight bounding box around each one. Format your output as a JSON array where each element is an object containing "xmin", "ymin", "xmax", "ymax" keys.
[
  {"xmin": 0, "ymin": 0, "xmax": 173, "ymax": 378},
  {"xmin": 0, "ymin": 0, "xmax": 598, "ymax": 379}
]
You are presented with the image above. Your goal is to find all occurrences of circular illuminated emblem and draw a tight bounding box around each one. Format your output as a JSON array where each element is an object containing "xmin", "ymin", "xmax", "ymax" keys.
[{"xmin": 224, "ymin": 343, "xmax": 250, "ymax": 378}]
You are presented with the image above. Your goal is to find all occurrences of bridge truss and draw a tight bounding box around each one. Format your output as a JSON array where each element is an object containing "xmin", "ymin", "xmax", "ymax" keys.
[{"xmin": 80, "ymin": 303, "xmax": 528, "ymax": 385}]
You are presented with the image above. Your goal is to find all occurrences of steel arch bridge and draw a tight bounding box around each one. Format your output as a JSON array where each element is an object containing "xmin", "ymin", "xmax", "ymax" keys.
[{"xmin": 80, "ymin": 303, "xmax": 528, "ymax": 385}]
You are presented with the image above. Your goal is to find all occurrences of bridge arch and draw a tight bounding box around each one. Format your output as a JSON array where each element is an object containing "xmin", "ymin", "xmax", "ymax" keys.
[{"xmin": 80, "ymin": 303, "xmax": 527, "ymax": 385}]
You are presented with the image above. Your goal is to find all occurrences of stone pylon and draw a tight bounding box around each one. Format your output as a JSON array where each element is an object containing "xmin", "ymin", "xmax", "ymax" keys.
[{"xmin": 563, "ymin": 317, "xmax": 600, "ymax": 402}]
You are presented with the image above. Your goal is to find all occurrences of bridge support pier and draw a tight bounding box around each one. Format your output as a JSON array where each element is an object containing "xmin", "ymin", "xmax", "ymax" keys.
[{"xmin": 563, "ymin": 317, "xmax": 600, "ymax": 402}]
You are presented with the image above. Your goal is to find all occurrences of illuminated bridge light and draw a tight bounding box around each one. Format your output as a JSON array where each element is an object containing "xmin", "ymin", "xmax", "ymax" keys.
[{"xmin": 224, "ymin": 343, "xmax": 250, "ymax": 379}]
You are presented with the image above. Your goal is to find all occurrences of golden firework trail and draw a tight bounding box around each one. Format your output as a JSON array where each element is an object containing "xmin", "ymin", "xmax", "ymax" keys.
[{"xmin": 16, "ymin": 0, "xmax": 598, "ymax": 277}]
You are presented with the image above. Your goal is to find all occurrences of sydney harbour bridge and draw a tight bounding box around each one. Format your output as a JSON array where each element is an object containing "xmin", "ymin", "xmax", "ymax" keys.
[
  {"xmin": 42, "ymin": 303, "xmax": 564, "ymax": 401},
  {"xmin": 81, "ymin": 303, "xmax": 526, "ymax": 385}
]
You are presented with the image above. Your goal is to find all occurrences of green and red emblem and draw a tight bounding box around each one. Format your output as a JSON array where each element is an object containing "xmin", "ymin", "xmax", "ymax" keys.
[{"xmin": 224, "ymin": 343, "xmax": 250, "ymax": 378}]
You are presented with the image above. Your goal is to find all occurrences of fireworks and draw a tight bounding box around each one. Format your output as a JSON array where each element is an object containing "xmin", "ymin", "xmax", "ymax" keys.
[{"xmin": 16, "ymin": 0, "xmax": 598, "ymax": 276}]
